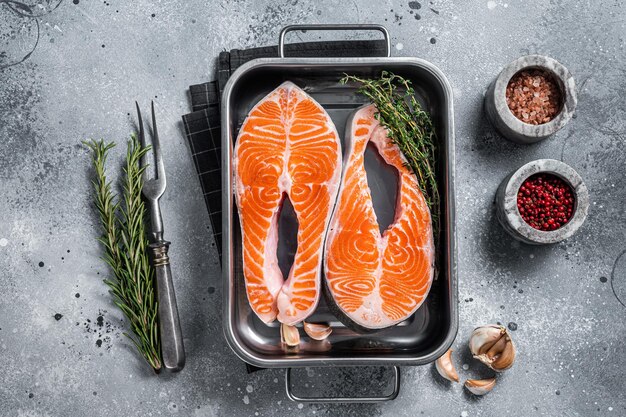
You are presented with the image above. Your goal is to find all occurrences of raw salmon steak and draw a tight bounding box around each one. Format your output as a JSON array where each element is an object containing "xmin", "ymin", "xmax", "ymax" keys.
[
  {"xmin": 234, "ymin": 81, "xmax": 342, "ymax": 325},
  {"xmin": 324, "ymin": 104, "xmax": 435, "ymax": 330}
]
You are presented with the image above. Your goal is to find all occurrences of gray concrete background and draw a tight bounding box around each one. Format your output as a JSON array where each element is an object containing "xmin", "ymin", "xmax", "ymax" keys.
[{"xmin": 1, "ymin": 0, "xmax": 625, "ymax": 416}]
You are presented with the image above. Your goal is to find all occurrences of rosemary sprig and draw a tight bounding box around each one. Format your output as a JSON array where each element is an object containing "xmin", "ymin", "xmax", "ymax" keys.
[
  {"xmin": 85, "ymin": 137, "xmax": 161, "ymax": 371},
  {"xmin": 341, "ymin": 71, "xmax": 441, "ymax": 244}
]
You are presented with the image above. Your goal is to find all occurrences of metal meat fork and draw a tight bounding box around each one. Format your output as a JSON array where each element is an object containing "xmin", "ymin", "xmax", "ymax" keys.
[{"xmin": 136, "ymin": 101, "xmax": 185, "ymax": 372}]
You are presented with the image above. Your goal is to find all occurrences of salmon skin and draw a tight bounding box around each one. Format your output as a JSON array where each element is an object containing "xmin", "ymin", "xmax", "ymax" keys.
[
  {"xmin": 324, "ymin": 104, "xmax": 435, "ymax": 331},
  {"xmin": 233, "ymin": 81, "xmax": 342, "ymax": 325}
]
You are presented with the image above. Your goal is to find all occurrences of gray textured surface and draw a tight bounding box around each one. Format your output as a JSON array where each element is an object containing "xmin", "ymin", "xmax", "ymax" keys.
[{"xmin": 0, "ymin": 0, "xmax": 625, "ymax": 416}]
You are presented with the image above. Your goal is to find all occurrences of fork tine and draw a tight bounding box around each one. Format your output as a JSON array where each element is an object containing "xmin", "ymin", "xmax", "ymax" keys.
[
  {"xmin": 151, "ymin": 101, "xmax": 166, "ymax": 182},
  {"xmin": 136, "ymin": 101, "xmax": 150, "ymax": 177}
]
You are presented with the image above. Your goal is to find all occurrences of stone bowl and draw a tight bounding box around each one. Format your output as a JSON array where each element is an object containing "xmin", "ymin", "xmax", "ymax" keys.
[
  {"xmin": 495, "ymin": 159, "xmax": 589, "ymax": 245},
  {"xmin": 484, "ymin": 55, "xmax": 577, "ymax": 144}
]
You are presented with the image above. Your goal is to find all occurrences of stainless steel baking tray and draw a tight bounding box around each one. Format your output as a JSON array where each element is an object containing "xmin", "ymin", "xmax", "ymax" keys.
[{"xmin": 221, "ymin": 25, "xmax": 457, "ymax": 391}]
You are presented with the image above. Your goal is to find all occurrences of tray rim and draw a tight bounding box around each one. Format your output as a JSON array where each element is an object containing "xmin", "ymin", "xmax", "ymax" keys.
[{"xmin": 221, "ymin": 57, "xmax": 458, "ymax": 367}]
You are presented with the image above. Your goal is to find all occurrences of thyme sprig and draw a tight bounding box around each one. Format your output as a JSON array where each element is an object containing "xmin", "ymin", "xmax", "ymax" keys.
[
  {"xmin": 341, "ymin": 71, "xmax": 441, "ymax": 243},
  {"xmin": 85, "ymin": 137, "xmax": 161, "ymax": 371}
]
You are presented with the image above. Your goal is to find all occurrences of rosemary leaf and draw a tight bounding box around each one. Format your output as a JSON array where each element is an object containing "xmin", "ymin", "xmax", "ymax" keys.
[{"xmin": 85, "ymin": 137, "xmax": 161, "ymax": 371}]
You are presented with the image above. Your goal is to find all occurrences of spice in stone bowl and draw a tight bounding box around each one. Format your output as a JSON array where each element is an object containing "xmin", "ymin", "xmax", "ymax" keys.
[
  {"xmin": 506, "ymin": 69, "xmax": 562, "ymax": 125},
  {"xmin": 484, "ymin": 55, "xmax": 577, "ymax": 144},
  {"xmin": 517, "ymin": 173, "xmax": 574, "ymax": 231},
  {"xmin": 495, "ymin": 159, "xmax": 588, "ymax": 245}
]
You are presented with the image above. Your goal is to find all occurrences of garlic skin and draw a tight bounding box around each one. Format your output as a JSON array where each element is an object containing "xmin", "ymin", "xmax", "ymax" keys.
[
  {"xmin": 469, "ymin": 324, "xmax": 516, "ymax": 371},
  {"xmin": 435, "ymin": 349, "xmax": 460, "ymax": 382},
  {"xmin": 280, "ymin": 323, "xmax": 300, "ymax": 347},
  {"xmin": 464, "ymin": 378, "xmax": 496, "ymax": 395},
  {"xmin": 303, "ymin": 322, "xmax": 332, "ymax": 341}
]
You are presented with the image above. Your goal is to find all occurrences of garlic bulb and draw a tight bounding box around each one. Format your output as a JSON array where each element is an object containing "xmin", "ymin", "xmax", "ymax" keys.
[
  {"xmin": 469, "ymin": 324, "xmax": 516, "ymax": 371},
  {"xmin": 303, "ymin": 322, "xmax": 332, "ymax": 341},
  {"xmin": 464, "ymin": 378, "xmax": 496, "ymax": 395},
  {"xmin": 280, "ymin": 323, "xmax": 300, "ymax": 347},
  {"xmin": 435, "ymin": 349, "xmax": 459, "ymax": 382}
]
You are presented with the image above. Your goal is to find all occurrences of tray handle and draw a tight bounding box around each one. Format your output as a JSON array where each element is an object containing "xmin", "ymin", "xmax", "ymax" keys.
[
  {"xmin": 278, "ymin": 24, "xmax": 391, "ymax": 58},
  {"xmin": 284, "ymin": 366, "xmax": 400, "ymax": 403}
]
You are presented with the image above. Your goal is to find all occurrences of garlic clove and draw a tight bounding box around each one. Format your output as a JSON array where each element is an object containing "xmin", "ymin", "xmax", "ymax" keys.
[
  {"xmin": 303, "ymin": 322, "xmax": 332, "ymax": 341},
  {"xmin": 464, "ymin": 378, "xmax": 496, "ymax": 395},
  {"xmin": 435, "ymin": 349, "xmax": 460, "ymax": 383},
  {"xmin": 469, "ymin": 324, "xmax": 505, "ymax": 356},
  {"xmin": 485, "ymin": 332, "xmax": 508, "ymax": 357},
  {"xmin": 469, "ymin": 324, "xmax": 516, "ymax": 372},
  {"xmin": 280, "ymin": 323, "xmax": 300, "ymax": 347},
  {"xmin": 492, "ymin": 335, "xmax": 516, "ymax": 370}
]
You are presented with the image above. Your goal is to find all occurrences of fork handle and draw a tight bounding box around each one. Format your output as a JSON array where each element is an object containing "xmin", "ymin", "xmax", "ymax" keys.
[{"xmin": 150, "ymin": 240, "xmax": 185, "ymax": 372}]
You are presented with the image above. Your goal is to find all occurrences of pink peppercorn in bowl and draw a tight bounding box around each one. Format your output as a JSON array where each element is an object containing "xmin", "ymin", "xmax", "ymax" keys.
[
  {"xmin": 484, "ymin": 55, "xmax": 577, "ymax": 144},
  {"xmin": 495, "ymin": 159, "xmax": 589, "ymax": 245}
]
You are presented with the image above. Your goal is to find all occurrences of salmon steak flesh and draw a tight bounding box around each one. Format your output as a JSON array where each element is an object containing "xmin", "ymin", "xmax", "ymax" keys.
[
  {"xmin": 233, "ymin": 81, "xmax": 342, "ymax": 325},
  {"xmin": 324, "ymin": 104, "xmax": 435, "ymax": 331}
]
